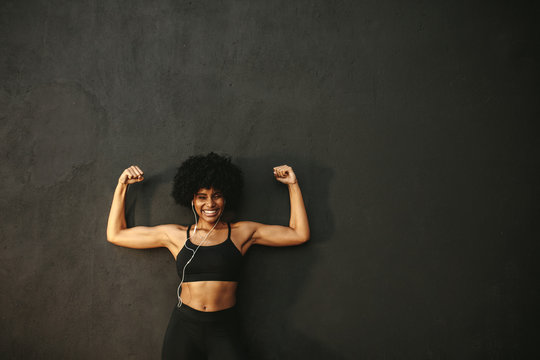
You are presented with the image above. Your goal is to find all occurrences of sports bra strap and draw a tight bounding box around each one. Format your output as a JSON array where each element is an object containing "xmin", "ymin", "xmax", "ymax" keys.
[{"xmin": 186, "ymin": 224, "xmax": 192, "ymax": 239}]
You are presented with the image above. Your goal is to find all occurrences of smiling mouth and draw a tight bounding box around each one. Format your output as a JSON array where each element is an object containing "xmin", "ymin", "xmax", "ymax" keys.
[{"xmin": 202, "ymin": 209, "xmax": 219, "ymax": 216}]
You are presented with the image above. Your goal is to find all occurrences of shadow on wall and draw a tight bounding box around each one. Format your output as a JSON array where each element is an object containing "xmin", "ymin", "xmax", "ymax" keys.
[
  {"xmin": 234, "ymin": 155, "xmax": 342, "ymax": 360},
  {"xmin": 124, "ymin": 165, "xmax": 183, "ymax": 227}
]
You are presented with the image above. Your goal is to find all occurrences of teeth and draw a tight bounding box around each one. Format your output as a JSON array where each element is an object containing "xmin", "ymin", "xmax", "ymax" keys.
[{"xmin": 203, "ymin": 210, "xmax": 217, "ymax": 215}]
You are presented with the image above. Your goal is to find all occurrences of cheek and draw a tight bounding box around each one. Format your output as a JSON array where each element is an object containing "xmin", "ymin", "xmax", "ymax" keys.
[{"xmin": 193, "ymin": 200, "xmax": 203, "ymax": 210}]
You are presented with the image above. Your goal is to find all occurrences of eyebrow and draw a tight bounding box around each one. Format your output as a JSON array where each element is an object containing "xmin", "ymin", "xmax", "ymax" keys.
[{"xmin": 195, "ymin": 192, "xmax": 222, "ymax": 196}]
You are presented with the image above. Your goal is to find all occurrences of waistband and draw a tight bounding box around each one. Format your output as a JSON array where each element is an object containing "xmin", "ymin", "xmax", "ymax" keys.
[{"xmin": 176, "ymin": 303, "xmax": 238, "ymax": 323}]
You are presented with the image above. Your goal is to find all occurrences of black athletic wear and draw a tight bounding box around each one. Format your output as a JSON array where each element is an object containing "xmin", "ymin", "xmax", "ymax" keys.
[
  {"xmin": 161, "ymin": 303, "xmax": 246, "ymax": 360},
  {"xmin": 176, "ymin": 222, "xmax": 243, "ymax": 282},
  {"xmin": 162, "ymin": 222, "xmax": 246, "ymax": 359}
]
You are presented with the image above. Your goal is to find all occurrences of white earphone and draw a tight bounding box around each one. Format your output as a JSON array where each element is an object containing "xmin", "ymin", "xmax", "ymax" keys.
[{"xmin": 176, "ymin": 199, "xmax": 222, "ymax": 308}]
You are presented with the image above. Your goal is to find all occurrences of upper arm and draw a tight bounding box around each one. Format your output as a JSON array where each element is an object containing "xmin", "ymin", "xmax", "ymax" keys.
[
  {"xmin": 246, "ymin": 221, "xmax": 309, "ymax": 247},
  {"xmin": 107, "ymin": 224, "xmax": 180, "ymax": 250}
]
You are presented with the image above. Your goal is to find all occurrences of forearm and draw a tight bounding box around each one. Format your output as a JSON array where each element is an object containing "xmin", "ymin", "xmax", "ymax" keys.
[
  {"xmin": 287, "ymin": 182, "xmax": 310, "ymax": 241},
  {"xmin": 106, "ymin": 182, "xmax": 128, "ymax": 241}
]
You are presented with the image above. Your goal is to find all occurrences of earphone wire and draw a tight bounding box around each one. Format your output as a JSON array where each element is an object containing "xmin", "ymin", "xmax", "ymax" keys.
[{"xmin": 176, "ymin": 203, "xmax": 222, "ymax": 308}]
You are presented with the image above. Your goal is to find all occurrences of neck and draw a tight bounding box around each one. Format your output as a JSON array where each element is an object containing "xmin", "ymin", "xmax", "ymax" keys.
[{"xmin": 196, "ymin": 219, "xmax": 223, "ymax": 231}]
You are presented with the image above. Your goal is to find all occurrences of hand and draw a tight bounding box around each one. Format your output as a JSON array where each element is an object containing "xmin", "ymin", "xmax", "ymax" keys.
[
  {"xmin": 273, "ymin": 165, "xmax": 297, "ymax": 185},
  {"xmin": 119, "ymin": 165, "xmax": 144, "ymax": 185}
]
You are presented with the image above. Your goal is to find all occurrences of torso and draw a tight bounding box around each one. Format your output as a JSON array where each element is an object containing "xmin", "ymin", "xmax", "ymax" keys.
[
  {"xmin": 165, "ymin": 221, "xmax": 255, "ymax": 312},
  {"xmin": 179, "ymin": 281, "xmax": 239, "ymax": 311}
]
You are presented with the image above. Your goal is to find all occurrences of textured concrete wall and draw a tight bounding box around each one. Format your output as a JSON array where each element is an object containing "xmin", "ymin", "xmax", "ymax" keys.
[{"xmin": 1, "ymin": 0, "xmax": 538, "ymax": 359}]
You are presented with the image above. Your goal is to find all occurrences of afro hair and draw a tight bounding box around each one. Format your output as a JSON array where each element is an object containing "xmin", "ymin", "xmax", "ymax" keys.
[{"xmin": 171, "ymin": 152, "xmax": 244, "ymax": 210}]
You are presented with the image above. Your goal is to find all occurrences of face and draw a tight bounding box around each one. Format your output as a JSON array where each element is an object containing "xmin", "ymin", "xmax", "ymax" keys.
[{"xmin": 192, "ymin": 187, "xmax": 225, "ymax": 223}]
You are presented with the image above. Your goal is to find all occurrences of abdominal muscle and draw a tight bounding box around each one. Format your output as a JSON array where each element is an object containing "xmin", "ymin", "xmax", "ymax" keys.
[{"xmin": 180, "ymin": 281, "xmax": 238, "ymax": 312}]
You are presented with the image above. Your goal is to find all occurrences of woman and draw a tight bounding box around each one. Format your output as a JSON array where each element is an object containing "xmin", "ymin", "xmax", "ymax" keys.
[{"xmin": 106, "ymin": 152, "xmax": 310, "ymax": 359}]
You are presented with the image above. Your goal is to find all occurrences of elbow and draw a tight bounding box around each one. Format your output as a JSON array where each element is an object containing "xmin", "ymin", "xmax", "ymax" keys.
[
  {"xmin": 298, "ymin": 232, "xmax": 310, "ymax": 244},
  {"xmin": 106, "ymin": 231, "xmax": 118, "ymax": 244}
]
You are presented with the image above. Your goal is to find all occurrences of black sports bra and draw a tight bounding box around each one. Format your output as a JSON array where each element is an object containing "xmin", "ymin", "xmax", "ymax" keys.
[{"xmin": 176, "ymin": 222, "xmax": 243, "ymax": 282}]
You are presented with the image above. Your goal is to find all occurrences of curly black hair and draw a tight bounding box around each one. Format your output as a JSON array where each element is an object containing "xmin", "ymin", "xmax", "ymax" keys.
[{"xmin": 171, "ymin": 152, "xmax": 244, "ymax": 210}]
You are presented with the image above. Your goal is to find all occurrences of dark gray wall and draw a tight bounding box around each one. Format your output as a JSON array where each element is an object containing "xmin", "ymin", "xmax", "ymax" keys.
[{"xmin": 1, "ymin": 0, "xmax": 538, "ymax": 359}]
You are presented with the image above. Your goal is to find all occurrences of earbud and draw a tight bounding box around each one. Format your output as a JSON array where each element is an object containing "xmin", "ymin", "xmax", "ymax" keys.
[{"xmin": 177, "ymin": 207, "xmax": 222, "ymax": 309}]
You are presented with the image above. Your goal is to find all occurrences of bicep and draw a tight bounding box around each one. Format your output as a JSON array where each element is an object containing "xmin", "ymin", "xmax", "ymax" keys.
[
  {"xmin": 252, "ymin": 223, "xmax": 306, "ymax": 247},
  {"xmin": 108, "ymin": 225, "xmax": 172, "ymax": 249}
]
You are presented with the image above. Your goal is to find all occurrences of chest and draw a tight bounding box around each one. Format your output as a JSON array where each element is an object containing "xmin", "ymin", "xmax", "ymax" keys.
[{"xmin": 176, "ymin": 239, "xmax": 243, "ymax": 281}]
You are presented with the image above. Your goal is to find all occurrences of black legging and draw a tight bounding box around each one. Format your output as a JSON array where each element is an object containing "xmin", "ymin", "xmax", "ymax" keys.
[{"xmin": 161, "ymin": 303, "xmax": 246, "ymax": 359}]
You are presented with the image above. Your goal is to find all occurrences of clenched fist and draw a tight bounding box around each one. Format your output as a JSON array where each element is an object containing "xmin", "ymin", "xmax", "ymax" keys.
[
  {"xmin": 119, "ymin": 165, "xmax": 144, "ymax": 185},
  {"xmin": 273, "ymin": 165, "xmax": 297, "ymax": 185}
]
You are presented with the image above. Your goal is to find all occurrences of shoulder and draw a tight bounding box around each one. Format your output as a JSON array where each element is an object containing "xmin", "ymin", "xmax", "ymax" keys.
[
  {"xmin": 155, "ymin": 223, "xmax": 188, "ymax": 234},
  {"xmin": 230, "ymin": 221, "xmax": 262, "ymax": 234},
  {"xmin": 229, "ymin": 221, "xmax": 262, "ymax": 253},
  {"xmin": 155, "ymin": 224, "xmax": 189, "ymax": 245},
  {"xmin": 156, "ymin": 224, "xmax": 190, "ymax": 258}
]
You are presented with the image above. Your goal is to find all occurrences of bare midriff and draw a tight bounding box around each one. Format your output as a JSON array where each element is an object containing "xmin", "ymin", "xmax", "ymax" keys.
[{"xmin": 180, "ymin": 281, "xmax": 238, "ymax": 312}]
